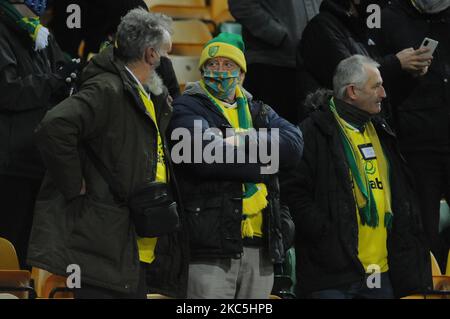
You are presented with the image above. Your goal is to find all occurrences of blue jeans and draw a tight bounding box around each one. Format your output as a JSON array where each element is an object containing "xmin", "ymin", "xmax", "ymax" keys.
[{"xmin": 310, "ymin": 272, "xmax": 394, "ymax": 299}]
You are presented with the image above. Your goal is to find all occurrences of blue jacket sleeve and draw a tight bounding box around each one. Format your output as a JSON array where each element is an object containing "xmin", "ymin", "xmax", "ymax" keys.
[
  {"xmin": 169, "ymin": 96, "xmax": 303, "ymax": 182},
  {"xmin": 261, "ymin": 104, "xmax": 304, "ymax": 171},
  {"xmin": 168, "ymin": 96, "xmax": 264, "ymax": 182}
]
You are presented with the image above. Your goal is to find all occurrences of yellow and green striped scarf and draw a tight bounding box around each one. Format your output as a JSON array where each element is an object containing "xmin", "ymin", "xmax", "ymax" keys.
[
  {"xmin": 0, "ymin": 1, "xmax": 48, "ymax": 50},
  {"xmin": 200, "ymin": 80, "xmax": 268, "ymax": 238},
  {"xmin": 330, "ymin": 98, "xmax": 393, "ymax": 230}
]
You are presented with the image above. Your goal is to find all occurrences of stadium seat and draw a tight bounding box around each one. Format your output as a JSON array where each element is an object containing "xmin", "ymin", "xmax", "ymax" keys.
[
  {"xmin": 402, "ymin": 253, "xmax": 450, "ymax": 299},
  {"xmin": 431, "ymin": 251, "xmax": 442, "ymax": 276},
  {"xmin": 446, "ymin": 249, "xmax": 450, "ymax": 275},
  {"xmin": 210, "ymin": 0, "xmax": 234, "ymax": 25},
  {"xmin": 0, "ymin": 237, "xmax": 20, "ymax": 270},
  {"xmin": 31, "ymin": 267, "xmax": 52, "ymax": 298},
  {"xmin": 147, "ymin": 293, "xmax": 172, "ymax": 299},
  {"xmin": 171, "ymin": 19, "xmax": 212, "ymax": 56},
  {"xmin": 0, "ymin": 270, "xmax": 36, "ymax": 299},
  {"xmin": 432, "ymin": 275, "xmax": 450, "ymax": 291},
  {"xmin": 146, "ymin": 0, "xmax": 210, "ymax": 20},
  {"xmin": 170, "ymin": 55, "xmax": 201, "ymax": 92},
  {"xmin": 42, "ymin": 274, "xmax": 73, "ymax": 299},
  {"xmin": 430, "ymin": 252, "xmax": 450, "ymax": 297}
]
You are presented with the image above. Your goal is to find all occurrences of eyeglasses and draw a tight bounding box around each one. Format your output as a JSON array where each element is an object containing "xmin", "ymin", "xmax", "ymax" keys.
[{"xmin": 204, "ymin": 59, "xmax": 239, "ymax": 71}]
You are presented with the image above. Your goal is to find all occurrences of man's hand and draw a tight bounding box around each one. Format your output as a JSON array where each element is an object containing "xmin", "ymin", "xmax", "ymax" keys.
[
  {"xmin": 224, "ymin": 136, "xmax": 237, "ymax": 146},
  {"xmin": 396, "ymin": 47, "xmax": 432, "ymax": 76},
  {"xmin": 55, "ymin": 58, "xmax": 81, "ymax": 82}
]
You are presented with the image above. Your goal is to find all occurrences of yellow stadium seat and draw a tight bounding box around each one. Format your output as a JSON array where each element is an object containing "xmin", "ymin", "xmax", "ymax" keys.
[
  {"xmin": 402, "ymin": 253, "xmax": 450, "ymax": 299},
  {"xmin": 147, "ymin": 0, "xmax": 210, "ymax": 20},
  {"xmin": 171, "ymin": 19, "xmax": 212, "ymax": 56},
  {"xmin": 0, "ymin": 237, "xmax": 19, "ymax": 270},
  {"xmin": 0, "ymin": 270, "xmax": 35, "ymax": 299},
  {"xmin": 170, "ymin": 55, "xmax": 201, "ymax": 92},
  {"xmin": 42, "ymin": 274, "xmax": 74, "ymax": 299},
  {"xmin": 147, "ymin": 293, "xmax": 172, "ymax": 299},
  {"xmin": 31, "ymin": 267, "xmax": 52, "ymax": 298},
  {"xmin": 431, "ymin": 251, "xmax": 442, "ymax": 276},
  {"xmin": 210, "ymin": 0, "xmax": 234, "ymax": 24},
  {"xmin": 446, "ymin": 249, "xmax": 450, "ymax": 276},
  {"xmin": 433, "ymin": 275, "xmax": 450, "ymax": 291}
]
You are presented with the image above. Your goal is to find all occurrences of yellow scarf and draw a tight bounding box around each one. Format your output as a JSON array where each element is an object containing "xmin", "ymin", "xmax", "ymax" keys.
[
  {"xmin": 200, "ymin": 81, "xmax": 268, "ymax": 238},
  {"xmin": 136, "ymin": 87, "xmax": 167, "ymax": 264},
  {"xmin": 331, "ymin": 100, "xmax": 393, "ymax": 229}
]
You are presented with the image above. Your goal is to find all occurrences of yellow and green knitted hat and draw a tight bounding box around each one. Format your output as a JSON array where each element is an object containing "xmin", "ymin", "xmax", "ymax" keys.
[{"xmin": 199, "ymin": 32, "xmax": 247, "ymax": 73}]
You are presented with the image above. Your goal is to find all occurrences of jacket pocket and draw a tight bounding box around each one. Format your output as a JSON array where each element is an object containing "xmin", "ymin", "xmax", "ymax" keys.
[
  {"xmin": 184, "ymin": 197, "xmax": 223, "ymax": 251},
  {"xmin": 67, "ymin": 197, "xmax": 131, "ymax": 265},
  {"xmin": 308, "ymin": 224, "xmax": 350, "ymax": 272}
]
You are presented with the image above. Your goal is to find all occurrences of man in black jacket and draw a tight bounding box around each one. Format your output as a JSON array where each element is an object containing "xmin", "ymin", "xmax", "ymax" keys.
[
  {"xmin": 27, "ymin": 8, "xmax": 188, "ymax": 299},
  {"xmin": 0, "ymin": 0, "xmax": 73, "ymax": 269},
  {"xmin": 297, "ymin": 0, "xmax": 432, "ymax": 121},
  {"xmin": 169, "ymin": 33, "xmax": 303, "ymax": 298},
  {"xmin": 282, "ymin": 55, "xmax": 432, "ymax": 299},
  {"xmin": 374, "ymin": 0, "xmax": 450, "ymax": 270}
]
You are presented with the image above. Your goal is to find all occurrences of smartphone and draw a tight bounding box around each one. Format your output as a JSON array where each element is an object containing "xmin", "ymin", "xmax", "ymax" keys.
[{"xmin": 420, "ymin": 37, "xmax": 439, "ymax": 56}]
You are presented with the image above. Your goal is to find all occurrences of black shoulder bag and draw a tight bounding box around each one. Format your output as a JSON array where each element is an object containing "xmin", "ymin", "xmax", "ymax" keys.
[{"xmin": 84, "ymin": 144, "xmax": 180, "ymax": 238}]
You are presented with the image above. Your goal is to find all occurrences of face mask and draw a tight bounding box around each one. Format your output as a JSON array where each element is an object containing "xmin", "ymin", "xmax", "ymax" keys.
[
  {"xmin": 10, "ymin": 0, "xmax": 47, "ymax": 16},
  {"xmin": 413, "ymin": 0, "xmax": 450, "ymax": 14},
  {"xmin": 203, "ymin": 70, "xmax": 240, "ymax": 101}
]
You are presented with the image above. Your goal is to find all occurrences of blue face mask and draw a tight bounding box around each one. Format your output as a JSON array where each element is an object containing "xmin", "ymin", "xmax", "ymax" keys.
[
  {"xmin": 12, "ymin": 0, "xmax": 47, "ymax": 16},
  {"xmin": 203, "ymin": 70, "xmax": 240, "ymax": 101}
]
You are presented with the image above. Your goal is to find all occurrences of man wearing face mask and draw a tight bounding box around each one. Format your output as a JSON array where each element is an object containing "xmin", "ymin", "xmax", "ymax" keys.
[
  {"xmin": 169, "ymin": 33, "xmax": 303, "ymax": 299},
  {"xmin": 374, "ymin": 0, "xmax": 450, "ymax": 270},
  {"xmin": 0, "ymin": 0, "xmax": 77, "ymax": 269},
  {"xmin": 27, "ymin": 8, "xmax": 188, "ymax": 299}
]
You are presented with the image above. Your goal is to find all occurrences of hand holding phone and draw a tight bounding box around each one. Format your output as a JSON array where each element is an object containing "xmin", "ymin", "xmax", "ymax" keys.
[{"xmin": 420, "ymin": 37, "xmax": 439, "ymax": 57}]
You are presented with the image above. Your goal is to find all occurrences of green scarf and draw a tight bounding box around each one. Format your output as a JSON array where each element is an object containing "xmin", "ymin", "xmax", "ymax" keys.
[
  {"xmin": 330, "ymin": 98, "xmax": 393, "ymax": 230},
  {"xmin": 0, "ymin": 1, "xmax": 48, "ymax": 50},
  {"xmin": 200, "ymin": 80, "xmax": 268, "ymax": 237}
]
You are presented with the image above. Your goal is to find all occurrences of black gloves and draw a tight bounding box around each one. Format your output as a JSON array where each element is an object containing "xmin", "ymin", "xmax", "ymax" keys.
[
  {"xmin": 55, "ymin": 58, "xmax": 82, "ymax": 96},
  {"xmin": 55, "ymin": 58, "xmax": 81, "ymax": 82}
]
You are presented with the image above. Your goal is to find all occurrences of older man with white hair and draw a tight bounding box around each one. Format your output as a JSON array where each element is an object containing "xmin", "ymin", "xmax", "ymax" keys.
[
  {"xmin": 27, "ymin": 8, "xmax": 188, "ymax": 299},
  {"xmin": 282, "ymin": 55, "xmax": 432, "ymax": 299}
]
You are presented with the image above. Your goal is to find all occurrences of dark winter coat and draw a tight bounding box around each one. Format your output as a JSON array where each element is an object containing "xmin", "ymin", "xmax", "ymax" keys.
[
  {"xmin": 0, "ymin": 12, "xmax": 67, "ymax": 179},
  {"xmin": 282, "ymin": 91, "xmax": 432, "ymax": 298},
  {"xmin": 299, "ymin": 0, "xmax": 402, "ymax": 90},
  {"xmin": 374, "ymin": 0, "xmax": 450, "ymax": 153},
  {"xmin": 169, "ymin": 82, "xmax": 303, "ymax": 263},
  {"xmin": 27, "ymin": 47, "xmax": 188, "ymax": 297}
]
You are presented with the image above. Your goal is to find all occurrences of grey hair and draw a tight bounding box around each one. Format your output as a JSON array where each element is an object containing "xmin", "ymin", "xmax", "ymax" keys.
[
  {"xmin": 116, "ymin": 8, "xmax": 172, "ymax": 64},
  {"xmin": 332, "ymin": 55, "xmax": 380, "ymax": 99}
]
